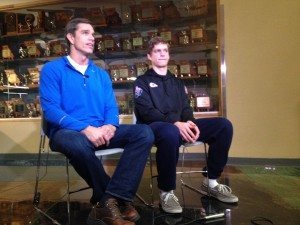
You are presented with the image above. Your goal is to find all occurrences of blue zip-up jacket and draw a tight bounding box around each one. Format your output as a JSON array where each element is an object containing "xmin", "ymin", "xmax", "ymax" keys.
[{"xmin": 40, "ymin": 57, "xmax": 119, "ymax": 138}]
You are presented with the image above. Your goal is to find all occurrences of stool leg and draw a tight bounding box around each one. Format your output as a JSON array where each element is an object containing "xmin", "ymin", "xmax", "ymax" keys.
[{"xmin": 66, "ymin": 159, "xmax": 71, "ymax": 225}]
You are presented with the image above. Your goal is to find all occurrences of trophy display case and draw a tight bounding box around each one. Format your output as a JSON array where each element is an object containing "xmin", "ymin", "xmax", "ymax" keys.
[{"xmin": 0, "ymin": 0, "xmax": 224, "ymax": 120}]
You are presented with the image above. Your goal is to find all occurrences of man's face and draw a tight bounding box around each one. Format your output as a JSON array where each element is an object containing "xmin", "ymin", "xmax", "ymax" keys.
[
  {"xmin": 147, "ymin": 43, "xmax": 170, "ymax": 68},
  {"xmin": 67, "ymin": 23, "xmax": 95, "ymax": 55}
]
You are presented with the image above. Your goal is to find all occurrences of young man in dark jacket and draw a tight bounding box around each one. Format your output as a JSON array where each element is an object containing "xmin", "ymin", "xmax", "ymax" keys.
[{"xmin": 133, "ymin": 37, "xmax": 238, "ymax": 214}]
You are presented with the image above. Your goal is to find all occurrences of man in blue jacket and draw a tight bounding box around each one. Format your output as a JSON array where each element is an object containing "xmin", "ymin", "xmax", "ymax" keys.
[
  {"xmin": 40, "ymin": 18, "xmax": 154, "ymax": 225},
  {"xmin": 134, "ymin": 37, "xmax": 238, "ymax": 214}
]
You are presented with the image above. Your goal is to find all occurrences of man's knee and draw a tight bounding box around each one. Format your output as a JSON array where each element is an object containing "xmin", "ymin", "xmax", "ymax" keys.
[
  {"xmin": 219, "ymin": 118, "xmax": 233, "ymax": 134},
  {"xmin": 132, "ymin": 124, "xmax": 154, "ymax": 144}
]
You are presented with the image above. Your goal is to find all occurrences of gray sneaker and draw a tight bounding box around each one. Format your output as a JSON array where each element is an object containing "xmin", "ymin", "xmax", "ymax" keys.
[
  {"xmin": 160, "ymin": 191, "xmax": 183, "ymax": 214},
  {"xmin": 200, "ymin": 183, "xmax": 238, "ymax": 203}
]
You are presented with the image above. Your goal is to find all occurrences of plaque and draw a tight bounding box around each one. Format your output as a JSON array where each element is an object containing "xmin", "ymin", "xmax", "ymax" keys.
[
  {"xmin": 118, "ymin": 65, "xmax": 129, "ymax": 80},
  {"xmin": 190, "ymin": 25, "xmax": 206, "ymax": 43},
  {"xmin": 195, "ymin": 59, "xmax": 208, "ymax": 75},
  {"xmin": 131, "ymin": 32, "xmax": 144, "ymax": 50},
  {"xmin": 4, "ymin": 69, "xmax": 20, "ymax": 85},
  {"xmin": 27, "ymin": 68, "xmax": 40, "ymax": 84},
  {"xmin": 103, "ymin": 35, "xmax": 116, "ymax": 51},
  {"xmin": 24, "ymin": 41, "xmax": 41, "ymax": 57},
  {"xmin": 159, "ymin": 28, "xmax": 173, "ymax": 45},
  {"xmin": 179, "ymin": 60, "xmax": 191, "ymax": 77},
  {"xmin": 2, "ymin": 45, "xmax": 14, "ymax": 60},
  {"xmin": 5, "ymin": 13, "xmax": 17, "ymax": 35},
  {"xmin": 196, "ymin": 94, "xmax": 211, "ymax": 111},
  {"xmin": 12, "ymin": 98, "xmax": 27, "ymax": 118}
]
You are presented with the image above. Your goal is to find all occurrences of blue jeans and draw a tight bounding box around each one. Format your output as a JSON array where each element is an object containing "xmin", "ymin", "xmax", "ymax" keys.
[
  {"xmin": 49, "ymin": 124, "xmax": 154, "ymax": 204},
  {"xmin": 149, "ymin": 117, "xmax": 233, "ymax": 192}
]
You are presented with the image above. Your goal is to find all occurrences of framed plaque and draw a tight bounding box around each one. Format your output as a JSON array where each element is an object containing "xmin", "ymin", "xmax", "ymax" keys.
[
  {"xmin": 5, "ymin": 13, "xmax": 18, "ymax": 35},
  {"xmin": 12, "ymin": 98, "xmax": 26, "ymax": 118},
  {"xmin": 24, "ymin": 41, "xmax": 41, "ymax": 57},
  {"xmin": 118, "ymin": 65, "xmax": 129, "ymax": 80}
]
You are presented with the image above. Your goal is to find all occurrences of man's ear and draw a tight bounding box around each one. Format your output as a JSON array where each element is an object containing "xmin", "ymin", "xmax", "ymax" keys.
[
  {"xmin": 66, "ymin": 33, "xmax": 74, "ymax": 45},
  {"xmin": 147, "ymin": 53, "xmax": 151, "ymax": 61}
]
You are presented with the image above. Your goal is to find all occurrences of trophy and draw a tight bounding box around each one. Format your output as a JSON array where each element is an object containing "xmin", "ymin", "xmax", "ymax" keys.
[
  {"xmin": 2, "ymin": 45, "xmax": 14, "ymax": 60},
  {"xmin": 0, "ymin": 101, "xmax": 8, "ymax": 118},
  {"xmin": 4, "ymin": 69, "xmax": 20, "ymax": 86},
  {"xmin": 50, "ymin": 40, "xmax": 64, "ymax": 56},
  {"xmin": 18, "ymin": 45, "xmax": 28, "ymax": 58},
  {"xmin": 17, "ymin": 13, "xmax": 34, "ymax": 34},
  {"xmin": 103, "ymin": 8, "xmax": 122, "ymax": 26},
  {"xmin": 44, "ymin": 12, "xmax": 56, "ymax": 32},
  {"xmin": 27, "ymin": 68, "xmax": 40, "ymax": 85},
  {"xmin": 0, "ymin": 73, "xmax": 5, "ymax": 86}
]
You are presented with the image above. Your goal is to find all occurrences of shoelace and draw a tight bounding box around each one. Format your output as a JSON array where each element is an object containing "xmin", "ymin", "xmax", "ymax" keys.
[
  {"xmin": 163, "ymin": 192, "xmax": 179, "ymax": 205},
  {"xmin": 216, "ymin": 184, "xmax": 233, "ymax": 194}
]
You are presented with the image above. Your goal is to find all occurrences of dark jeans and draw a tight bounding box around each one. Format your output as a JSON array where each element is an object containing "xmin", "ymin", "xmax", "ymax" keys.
[
  {"xmin": 149, "ymin": 117, "xmax": 233, "ymax": 192},
  {"xmin": 49, "ymin": 124, "xmax": 154, "ymax": 204}
]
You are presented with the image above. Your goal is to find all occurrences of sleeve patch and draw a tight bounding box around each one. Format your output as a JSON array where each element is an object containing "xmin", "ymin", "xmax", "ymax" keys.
[{"xmin": 135, "ymin": 86, "xmax": 143, "ymax": 98}]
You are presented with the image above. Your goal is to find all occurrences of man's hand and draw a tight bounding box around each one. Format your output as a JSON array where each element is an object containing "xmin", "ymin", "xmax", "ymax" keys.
[
  {"xmin": 81, "ymin": 125, "xmax": 116, "ymax": 147},
  {"xmin": 174, "ymin": 121, "xmax": 200, "ymax": 143}
]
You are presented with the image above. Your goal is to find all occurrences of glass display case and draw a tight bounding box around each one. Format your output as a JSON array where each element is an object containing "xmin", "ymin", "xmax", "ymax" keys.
[{"xmin": 0, "ymin": 0, "xmax": 224, "ymax": 120}]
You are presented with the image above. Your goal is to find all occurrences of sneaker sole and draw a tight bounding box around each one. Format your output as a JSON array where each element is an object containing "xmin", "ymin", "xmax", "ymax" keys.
[
  {"xmin": 159, "ymin": 203, "xmax": 183, "ymax": 214},
  {"xmin": 200, "ymin": 189, "xmax": 238, "ymax": 204},
  {"xmin": 87, "ymin": 217, "xmax": 106, "ymax": 225}
]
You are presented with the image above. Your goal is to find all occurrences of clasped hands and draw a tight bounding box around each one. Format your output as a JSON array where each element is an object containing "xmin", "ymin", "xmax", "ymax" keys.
[
  {"xmin": 81, "ymin": 124, "xmax": 116, "ymax": 147},
  {"xmin": 174, "ymin": 120, "xmax": 200, "ymax": 143}
]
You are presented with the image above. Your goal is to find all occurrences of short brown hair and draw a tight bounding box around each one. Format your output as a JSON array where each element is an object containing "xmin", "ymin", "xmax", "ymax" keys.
[
  {"xmin": 65, "ymin": 18, "xmax": 93, "ymax": 46},
  {"xmin": 147, "ymin": 36, "xmax": 169, "ymax": 54}
]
